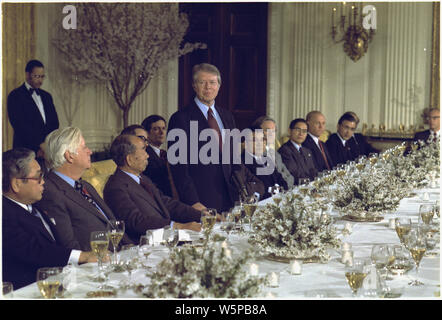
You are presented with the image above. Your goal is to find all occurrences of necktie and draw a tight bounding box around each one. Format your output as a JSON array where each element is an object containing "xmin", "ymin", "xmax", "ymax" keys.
[
  {"xmin": 139, "ymin": 176, "xmax": 154, "ymax": 197},
  {"xmin": 29, "ymin": 88, "xmax": 40, "ymax": 96},
  {"xmin": 207, "ymin": 107, "xmax": 223, "ymax": 151},
  {"xmin": 74, "ymin": 180, "xmax": 108, "ymax": 220},
  {"xmin": 30, "ymin": 206, "xmax": 55, "ymax": 241},
  {"xmin": 318, "ymin": 141, "xmax": 331, "ymax": 170}
]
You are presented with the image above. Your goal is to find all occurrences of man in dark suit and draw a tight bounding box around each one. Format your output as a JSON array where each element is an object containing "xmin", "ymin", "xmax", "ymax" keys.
[
  {"xmin": 138, "ymin": 116, "xmax": 179, "ymax": 199},
  {"xmin": 279, "ymin": 118, "xmax": 318, "ymax": 184},
  {"xmin": 302, "ymin": 111, "xmax": 335, "ymax": 172},
  {"xmin": 167, "ymin": 63, "xmax": 237, "ymax": 213},
  {"xmin": 242, "ymin": 126, "xmax": 287, "ymax": 199},
  {"xmin": 414, "ymin": 108, "xmax": 440, "ymax": 143},
  {"xmin": 2, "ymin": 148, "xmax": 97, "ymax": 289},
  {"xmin": 35, "ymin": 127, "xmax": 131, "ymax": 251},
  {"xmin": 7, "ymin": 60, "xmax": 59, "ymax": 158},
  {"xmin": 103, "ymin": 134, "xmax": 202, "ymax": 243},
  {"xmin": 326, "ymin": 113, "xmax": 360, "ymax": 166},
  {"xmin": 341, "ymin": 111, "xmax": 379, "ymax": 157}
]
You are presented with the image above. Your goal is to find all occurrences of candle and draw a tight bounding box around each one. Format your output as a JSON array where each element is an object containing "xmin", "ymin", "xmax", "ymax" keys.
[
  {"xmin": 344, "ymin": 222, "xmax": 353, "ymax": 234},
  {"xmin": 249, "ymin": 263, "xmax": 259, "ymax": 276},
  {"xmin": 342, "ymin": 242, "xmax": 352, "ymax": 251},
  {"xmin": 224, "ymin": 248, "xmax": 232, "ymax": 258},
  {"xmin": 221, "ymin": 240, "xmax": 228, "ymax": 249},
  {"xmin": 289, "ymin": 260, "xmax": 303, "ymax": 275},
  {"xmin": 267, "ymin": 272, "xmax": 280, "ymax": 287},
  {"xmin": 422, "ymin": 192, "xmax": 430, "ymax": 201},
  {"xmin": 389, "ymin": 218, "xmax": 396, "ymax": 229},
  {"xmin": 341, "ymin": 250, "xmax": 354, "ymax": 266}
]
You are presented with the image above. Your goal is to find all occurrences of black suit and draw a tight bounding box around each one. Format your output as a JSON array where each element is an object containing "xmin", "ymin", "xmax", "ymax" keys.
[
  {"xmin": 7, "ymin": 83, "xmax": 59, "ymax": 153},
  {"xmin": 2, "ymin": 196, "xmax": 71, "ymax": 289},
  {"xmin": 348, "ymin": 133, "xmax": 379, "ymax": 157},
  {"xmin": 413, "ymin": 130, "xmax": 432, "ymax": 143},
  {"xmin": 302, "ymin": 134, "xmax": 335, "ymax": 172},
  {"xmin": 35, "ymin": 171, "xmax": 132, "ymax": 251},
  {"xmin": 278, "ymin": 141, "xmax": 318, "ymax": 184},
  {"xmin": 167, "ymin": 101, "xmax": 237, "ymax": 212},
  {"xmin": 143, "ymin": 146, "xmax": 173, "ymax": 198},
  {"xmin": 325, "ymin": 133, "xmax": 356, "ymax": 166},
  {"xmin": 103, "ymin": 169, "xmax": 201, "ymax": 243},
  {"xmin": 242, "ymin": 152, "xmax": 287, "ymax": 199}
]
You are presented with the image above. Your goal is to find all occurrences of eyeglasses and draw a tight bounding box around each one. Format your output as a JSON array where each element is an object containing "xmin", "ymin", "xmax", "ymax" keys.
[
  {"xmin": 19, "ymin": 171, "xmax": 44, "ymax": 184},
  {"xmin": 31, "ymin": 74, "xmax": 46, "ymax": 79},
  {"xmin": 292, "ymin": 128, "xmax": 308, "ymax": 134},
  {"xmin": 137, "ymin": 135, "xmax": 148, "ymax": 143},
  {"xmin": 195, "ymin": 80, "xmax": 218, "ymax": 87}
]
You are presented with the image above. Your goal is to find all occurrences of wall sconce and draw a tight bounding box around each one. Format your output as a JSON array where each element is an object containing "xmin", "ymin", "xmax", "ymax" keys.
[{"xmin": 331, "ymin": 2, "xmax": 375, "ymax": 62}]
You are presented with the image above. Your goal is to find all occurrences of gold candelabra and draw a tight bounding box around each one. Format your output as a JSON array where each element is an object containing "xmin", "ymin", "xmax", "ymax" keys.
[{"xmin": 331, "ymin": 2, "xmax": 375, "ymax": 62}]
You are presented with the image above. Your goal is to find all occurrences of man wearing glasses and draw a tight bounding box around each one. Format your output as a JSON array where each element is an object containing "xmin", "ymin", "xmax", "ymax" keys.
[
  {"xmin": 7, "ymin": 60, "xmax": 59, "ymax": 160},
  {"xmin": 2, "ymin": 148, "xmax": 97, "ymax": 289},
  {"xmin": 414, "ymin": 108, "xmax": 440, "ymax": 143},
  {"xmin": 326, "ymin": 113, "xmax": 361, "ymax": 166},
  {"xmin": 278, "ymin": 118, "xmax": 318, "ymax": 185}
]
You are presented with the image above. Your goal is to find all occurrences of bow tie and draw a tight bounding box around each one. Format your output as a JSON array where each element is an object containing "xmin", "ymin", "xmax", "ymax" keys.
[{"xmin": 29, "ymin": 88, "xmax": 40, "ymax": 96}]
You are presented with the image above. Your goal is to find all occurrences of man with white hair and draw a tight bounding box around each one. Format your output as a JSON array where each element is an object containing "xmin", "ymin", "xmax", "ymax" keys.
[{"xmin": 35, "ymin": 127, "xmax": 131, "ymax": 251}]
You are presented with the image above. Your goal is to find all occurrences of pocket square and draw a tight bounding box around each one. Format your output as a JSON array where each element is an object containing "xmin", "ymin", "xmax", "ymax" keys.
[{"xmin": 50, "ymin": 218, "xmax": 56, "ymax": 225}]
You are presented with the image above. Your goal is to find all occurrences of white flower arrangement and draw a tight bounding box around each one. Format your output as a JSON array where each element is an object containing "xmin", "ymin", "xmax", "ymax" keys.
[
  {"xmin": 144, "ymin": 239, "xmax": 264, "ymax": 298},
  {"xmin": 249, "ymin": 193, "xmax": 340, "ymax": 263}
]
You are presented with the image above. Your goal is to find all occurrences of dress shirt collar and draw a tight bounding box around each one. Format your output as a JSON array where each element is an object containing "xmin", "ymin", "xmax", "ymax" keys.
[
  {"xmin": 24, "ymin": 81, "xmax": 34, "ymax": 92},
  {"xmin": 122, "ymin": 169, "xmax": 141, "ymax": 184},
  {"xmin": 150, "ymin": 144, "xmax": 161, "ymax": 157},
  {"xmin": 194, "ymin": 96, "xmax": 215, "ymax": 118},
  {"xmin": 4, "ymin": 196, "xmax": 30, "ymax": 212},
  {"xmin": 307, "ymin": 132, "xmax": 320, "ymax": 146},
  {"xmin": 336, "ymin": 132, "xmax": 347, "ymax": 146},
  {"xmin": 53, "ymin": 170, "xmax": 76, "ymax": 188},
  {"xmin": 290, "ymin": 140, "xmax": 302, "ymax": 151}
]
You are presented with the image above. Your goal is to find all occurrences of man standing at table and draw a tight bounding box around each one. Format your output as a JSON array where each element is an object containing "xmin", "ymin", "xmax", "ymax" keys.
[
  {"xmin": 414, "ymin": 108, "xmax": 440, "ymax": 143},
  {"xmin": 2, "ymin": 148, "xmax": 97, "ymax": 289},
  {"xmin": 167, "ymin": 63, "xmax": 237, "ymax": 213},
  {"xmin": 302, "ymin": 111, "xmax": 335, "ymax": 172},
  {"xmin": 7, "ymin": 60, "xmax": 59, "ymax": 159},
  {"xmin": 35, "ymin": 127, "xmax": 132, "ymax": 251}
]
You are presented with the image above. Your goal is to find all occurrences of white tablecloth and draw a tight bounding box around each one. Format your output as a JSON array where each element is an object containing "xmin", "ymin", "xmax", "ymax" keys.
[{"xmin": 11, "ymin": 188, "xmax": 441, "ymax": 299}]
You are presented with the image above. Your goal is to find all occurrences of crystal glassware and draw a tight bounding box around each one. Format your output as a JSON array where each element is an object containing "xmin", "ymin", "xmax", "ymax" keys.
[
  {"xmin": 90, "ymin": 230, "xmax": 110, "ymax": 282},
  {"xmin": 106, "ymin": 220, "xmax": 125, "ymax": 266},
  {"xmin": 345, "ymin": 259, "xmax": 369, "ymax": 297},
  {"xmin": 36, "ymin": 267, "xmax": 63, "ymax": 299},
  {"xmin": 404, "ymin": 227, "xmax": 427, "ymax": 286}
]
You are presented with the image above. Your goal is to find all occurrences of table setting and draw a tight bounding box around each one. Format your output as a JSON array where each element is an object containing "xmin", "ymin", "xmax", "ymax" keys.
[{"xmin": 6, "ymin": 139, "xmax": 441, "ymax": 300}]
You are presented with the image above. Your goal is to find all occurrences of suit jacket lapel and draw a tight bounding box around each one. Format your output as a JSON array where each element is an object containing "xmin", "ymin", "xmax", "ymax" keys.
[
  {"xmin": 48, "ymin": 172, "xmax": 110, "ymax": 223},
  {"xmin": 20, "ymin": 84, "xmax": 46, "ymax": 126}
]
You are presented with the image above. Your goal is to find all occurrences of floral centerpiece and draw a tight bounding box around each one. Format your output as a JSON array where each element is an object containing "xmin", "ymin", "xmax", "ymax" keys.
[
  {"xmin": 249, "ymin": 193, "xmax": 340, "ymax": 263},
  {"xmin": 332, "ymin": 156, "xmax": 407, "ymax": 221},
  {"xmin": 143, "ymin": 239, "xmax": 264, "ymax": 298}
]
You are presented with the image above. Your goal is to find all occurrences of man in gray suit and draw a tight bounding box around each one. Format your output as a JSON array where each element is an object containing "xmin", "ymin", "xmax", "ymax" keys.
[
  {"xmin": 278, "ymin": 118, "xmax": 318, "ymax": 184},
  {"xmin": 103, "ymin": 134, "xmax": 202, "ymax": 244},
  {"xmin": 35, "ymin": 127, "xmax": 131, "ymax": 251}
]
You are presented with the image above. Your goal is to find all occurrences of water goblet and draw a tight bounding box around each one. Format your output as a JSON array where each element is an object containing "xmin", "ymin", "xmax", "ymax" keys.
[
  {"xmin": 90, "ymin": 230, "xmax": 110, "ymax": 283},
  {"xmin": 106, "ymin": 220, "xmax": 125, "ymax": 265},
  {"xmin": 220, "ymin": 211, "xmax": 235, "ymax": 241},
  {"xmin": 345, "ymin": 259, "xmax": 369, "ymax": 297},
  {"xmin": 36, "ymin": 267, "xmax": 63, "ymax": 299},
  {"xmin": 120, "ymin": 244, "xmax": 140, "ymax": 288},
  {"xmin": 419, "ymin": 204, "xmax": 434, "ymax": 227},
  {"xmin": 403, "ymin": 228, "xmax": 426, "ymax": 286},
  {"xmin": 138, "ymin": 235, "xmax": 153, "ymax": 268},
  {"xmin": 163, "ymin": 226, "xmax": 179, "ymax": 251},
  {"xmin": 370, "ymin": 245, "xmax": 390, "ymax": 280}
]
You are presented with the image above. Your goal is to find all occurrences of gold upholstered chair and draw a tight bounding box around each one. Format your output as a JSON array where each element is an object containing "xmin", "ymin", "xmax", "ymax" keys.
[{"xmin": 81, "ymin": 159, "xmax": 117, "ymax": 198}]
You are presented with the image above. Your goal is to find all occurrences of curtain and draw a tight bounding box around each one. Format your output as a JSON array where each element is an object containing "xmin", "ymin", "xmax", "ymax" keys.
[{"xmin": 2, "ymin": 3, "xmax": 36, "ymax": 151}]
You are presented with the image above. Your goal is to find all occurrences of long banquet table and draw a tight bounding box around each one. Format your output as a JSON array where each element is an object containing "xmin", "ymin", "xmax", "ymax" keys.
[{"xmin": 11, "ymin": 187, "xmax": 441, "ymax": 300}]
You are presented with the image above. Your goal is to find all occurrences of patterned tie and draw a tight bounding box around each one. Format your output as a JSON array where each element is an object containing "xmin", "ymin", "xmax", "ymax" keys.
[
  {"xmin": 207, "ymin": 107, "xmax": 223, "ymax": 151},
  {"xmin": 74, "ymin": 180, "xmax": 108, "ymax": 220},
  {"xmin": 30, "ymin": 206, "xmax": 55, "ymax": 241},
  {"xmin": 160, "ymin": 150, "xmax": 180, "ymax": 200},
  {"xmin": 318, "ymin": 140, "xmax": 331, "ymax": 170}
]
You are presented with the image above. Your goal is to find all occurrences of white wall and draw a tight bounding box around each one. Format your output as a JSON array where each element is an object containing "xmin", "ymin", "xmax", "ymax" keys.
[{"xmin": 35, "ymin": 2, "xmax": 434, "ymax": 151}]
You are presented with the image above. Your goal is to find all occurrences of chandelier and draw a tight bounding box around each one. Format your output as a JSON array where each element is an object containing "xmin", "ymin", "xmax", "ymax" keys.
[{"xmin": 331, "ymin": 2, "xmax": 376, "ymax": 62}]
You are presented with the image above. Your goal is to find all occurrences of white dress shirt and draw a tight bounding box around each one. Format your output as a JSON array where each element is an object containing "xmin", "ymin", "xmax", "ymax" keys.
[
  {"xmin": 194, "ymin": 97, "xmax": 226, "ymax": 142},
  {"xmin": 25, "ymin": 82, "xmax": 46, "ymax": 124}
]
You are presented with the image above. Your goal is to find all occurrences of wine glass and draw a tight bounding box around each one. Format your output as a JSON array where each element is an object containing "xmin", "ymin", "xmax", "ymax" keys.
[
  {"xmin": 163, "ymin": 226, "xmax": 179, "ymax": 251},
  {"xmin": 138, "ymin": 235, "xmax": 153, "ymax": 268},
  {"xmin": 120, "ymin": 244, "xmax": 140, "ymax": 288},
  {"xmin": 36, "ymin": 267, "xmax": 63, "ymax": 299},
  {"xmin": 243, "ymin": 197, "xmax": 258, "ymax": 232},
  {"xmin": 220, "ymin": 211, "xmax": 235, "ymax": 242},
  {"xmin": 370, "ymin": 245, "xmax": 390, "ymax": 279},
  {"xmin": 419, "ymin": 204, "xmax": 434, "ymax": 229},
  {"xmin": 404, "ymin": 227, "xmax": 427, "ymax": 286},
  {"xmin": 201, "ymin": 209, "xmax": 217, "ymax": 237},
  {"xmin": 106, "ymin": 220, "xmax": 125, "ymax": 266},
  {"xmin": 231, "ymin": 205, "xmax": 244, "ymax": 234},
  {"xmin": 90, "ymin": 230, "xmax": 110, "ymax": 282},
  {"xmin": 345, "ymin": 259, "xmax": 369, "ymax": 297},
  {"xmin": 394, "ymin": 218, "xmax": 412, "ymax": 245},
  {"xmin": 2, "ymin": 282, "xmax": 13, "ymax": 298}
]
